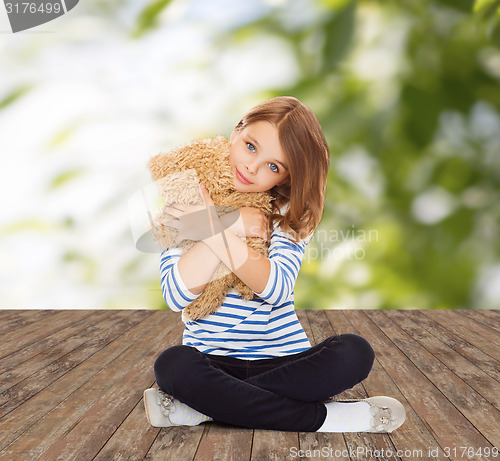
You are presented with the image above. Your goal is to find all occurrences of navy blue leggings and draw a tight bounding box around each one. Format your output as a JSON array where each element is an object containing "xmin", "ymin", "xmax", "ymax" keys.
[{"xmin": 154, "ymin": 334, "xmax": 374, "ymax": 432}]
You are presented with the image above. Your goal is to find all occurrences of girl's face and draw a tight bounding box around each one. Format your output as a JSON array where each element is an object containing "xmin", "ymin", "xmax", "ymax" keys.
[{"xmin": 229, "ymin": 121, "xmax": 289, "ymax": 193}]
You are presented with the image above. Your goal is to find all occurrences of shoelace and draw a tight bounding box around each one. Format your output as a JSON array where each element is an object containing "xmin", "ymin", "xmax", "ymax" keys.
[{"xmin": 156, "ymin": 390, "xmax": 175, "ymax": 417}]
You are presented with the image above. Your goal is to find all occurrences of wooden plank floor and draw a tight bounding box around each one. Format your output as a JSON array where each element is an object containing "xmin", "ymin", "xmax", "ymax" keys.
[{"xmin": 0, "ymin": 309, "xmax": 498, "ymax": 461}]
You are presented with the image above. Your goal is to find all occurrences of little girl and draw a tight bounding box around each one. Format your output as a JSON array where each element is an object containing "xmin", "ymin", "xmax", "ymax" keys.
[{"xmin": 144, "ymin": 96, "xmax": 406, "ymax": 433}]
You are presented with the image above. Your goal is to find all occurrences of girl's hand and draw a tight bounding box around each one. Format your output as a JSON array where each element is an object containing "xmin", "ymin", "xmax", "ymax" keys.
[
  {"xmin": 223, "ymin": 207, "xmax": 269, "ymax": 242},
  {"xmin": 157, "ymin": 184, "xmax": 224, "ymax": 243}
]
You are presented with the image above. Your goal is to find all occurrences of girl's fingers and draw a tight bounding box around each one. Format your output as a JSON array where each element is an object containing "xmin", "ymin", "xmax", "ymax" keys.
[
  {"xmin": 199, "ymin": 184, "xmax": 214, "ymax": 207},
  {"xmin": 162, "ymin": 205, "xmax": 184, "ymax": 217},
  {"xmin": 157, "ymin": 218, "xmax": 181, "ymax": 229}
]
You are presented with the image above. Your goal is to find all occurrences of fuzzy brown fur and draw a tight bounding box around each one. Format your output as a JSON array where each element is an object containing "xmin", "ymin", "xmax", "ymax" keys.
[{"xmin": 149, "ymin": 136, "xmax": 273, "ymax": 321}]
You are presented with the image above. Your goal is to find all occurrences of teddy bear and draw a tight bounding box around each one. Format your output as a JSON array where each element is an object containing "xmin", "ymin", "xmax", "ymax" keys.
[{"xmin": 149, "ymin": 136, "xmax": 273, "ymax": 321}]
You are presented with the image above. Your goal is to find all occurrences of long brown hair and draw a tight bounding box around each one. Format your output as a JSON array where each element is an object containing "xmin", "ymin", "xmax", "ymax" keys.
[{"xmin": 234, "ymin": 96, "xmax": 330, "ymax": 241}]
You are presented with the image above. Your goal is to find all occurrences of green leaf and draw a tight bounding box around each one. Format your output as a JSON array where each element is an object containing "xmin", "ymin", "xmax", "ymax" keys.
[
  {"xmin": 0, "ymin": 85, "xmax": 32, "ymax": 109},
  {"xmin": 47, "ymin": 123, "xmax": 78, "ymax": 148},
  {"xmin": 318, "ymin": 0, "xmax": 355, "ymax": 11},
  {"xmin": 473, "ymin": 0, "xmax": 499, "ymax": 13},
  {"xmin": 472, "ymin": 0, "xmax": 500, "ymax": 38},
  {"xmin": 0, "ymin": 219, "xmax": 50, "ymax": 235},
  {"xmin": 435, "ymin": 0, "xmax": 475, "ymax": 14},
  {"xmin": 49, "ymin": 169, "xmax": 85, "ymax": 189},
  {"xmin": 133, "ymin": 0, "xmax": 174, "ymax": 38},
  {"xmin": 321, "ymin": 2, "xmax": 356, "ymax": 73}
]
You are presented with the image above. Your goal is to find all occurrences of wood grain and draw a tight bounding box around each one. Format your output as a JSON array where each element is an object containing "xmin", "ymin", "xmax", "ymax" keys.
[{"xmin": 0, "ymin": 309, "xmax": 498, "ymax": 460}]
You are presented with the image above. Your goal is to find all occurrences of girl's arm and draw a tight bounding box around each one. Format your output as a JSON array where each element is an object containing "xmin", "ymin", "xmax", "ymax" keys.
[
  {"xmin": 167, "ymin": 236, "xmax": 266, "ymax": 300},
  {"xmin": 163, "ymin": 185, "xmax": 305, "ymax": 303},
  {"xmin": 198, "ymin": 185, "xmax": 308, "ymax": 300},
  {"xmin": 176, "ymin": 207, "xmax": 270, "ymax": 295},
  {"xmin": 159, "ymin": 247, "xmax": 203, "ymax": 311},
  {"xmin": 162, "ymin": 221, "xmax": 307, "ymax": 311},
  {"xmin": 182, "ymin": 186, "xmax": 271, "ymax": 293},
  {"xmin": 204, "ymin": 225, "xmax": 309, "ymax": 306},
  {"xmin": 177, "ymin": 240, "xmax": 224, "ymax": 295},
  {"xmin": 164, "ymin": 195, "xmax": 269, "ymax": 296},
  {"xmin": 202, "ymin": 229, "xmax": 270, "ymax": 294}
]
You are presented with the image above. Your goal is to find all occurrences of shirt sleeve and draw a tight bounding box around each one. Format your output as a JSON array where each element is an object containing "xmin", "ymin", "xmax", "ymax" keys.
[
  {"xmin": 254, "ymin": 227, "xmax": 310, "ymax": 307},
  {"xmin": 160, "ymin": 248, "xmax": 201, "ymax": 311}
]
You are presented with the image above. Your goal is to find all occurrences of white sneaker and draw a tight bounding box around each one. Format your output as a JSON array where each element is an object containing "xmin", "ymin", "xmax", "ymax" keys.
[
  {"xmin": 318, "ymin": 395, "xmax": 406, "ymax": 433},
  {"xmin": 143, "ymin": 388, "xmax": 178, "ymax": 427},
  {"xmin": 332, "ymin": 396, "xmax": 406, "ymax": 433},
  {"xmin": 143, "ymin": 388, "xmax": 213, "ymax": 428}
]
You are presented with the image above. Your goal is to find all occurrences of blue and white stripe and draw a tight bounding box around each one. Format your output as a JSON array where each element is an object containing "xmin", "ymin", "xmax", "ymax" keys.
[{"xmin": 159, "ymin": 227, "xmax": 312, "ymax": 360}]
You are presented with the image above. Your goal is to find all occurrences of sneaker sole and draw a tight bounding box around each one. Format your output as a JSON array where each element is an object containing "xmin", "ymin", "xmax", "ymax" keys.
[{"xmin": 143, "ymin": 389, "xmax": 154, "ymax": 426}]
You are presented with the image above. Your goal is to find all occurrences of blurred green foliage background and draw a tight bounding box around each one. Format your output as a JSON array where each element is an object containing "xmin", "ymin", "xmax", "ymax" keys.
[{"xmin": 1, "ymin": 0, "xmax": 499, "ymax": 310}]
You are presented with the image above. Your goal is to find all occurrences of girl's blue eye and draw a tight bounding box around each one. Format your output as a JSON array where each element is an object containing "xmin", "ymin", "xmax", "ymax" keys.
[
  {"xmin": 247, "ymin": 143, "xmax": 256, "ymax": 153},
  {"xmin": 268, "ymin": 163, "xmax": 279, "ymax": 173}
]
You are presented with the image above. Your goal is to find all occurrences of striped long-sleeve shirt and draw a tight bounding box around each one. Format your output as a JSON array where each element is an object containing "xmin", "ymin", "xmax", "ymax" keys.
[{"xmin": 159, "ymin": 227, "xmax": 312, "ymax": 359}]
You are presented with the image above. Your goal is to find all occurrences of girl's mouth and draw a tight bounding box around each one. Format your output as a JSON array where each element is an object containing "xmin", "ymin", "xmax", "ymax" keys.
[{"xmin": 236, "ymin": 168, "xmax": 253, "ymax": 185}]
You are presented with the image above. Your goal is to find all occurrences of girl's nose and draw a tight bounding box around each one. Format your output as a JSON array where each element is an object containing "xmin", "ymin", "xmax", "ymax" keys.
[{"xmin": 245, "ymin": 162, "xmax": 257, "ymax": 175}]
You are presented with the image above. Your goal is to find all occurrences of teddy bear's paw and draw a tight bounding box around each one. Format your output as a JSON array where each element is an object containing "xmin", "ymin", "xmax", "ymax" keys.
[
  {"xmin": 211, "ymin": 263, "xmax": 232, "ymax": 280},
  {"xmin": 183, "ymin": 285, "xmax": 230, "ymax": 321},
  {"xmin": 246, "ymin": 237, "xmax": 268, "ymax": 252},
  {"xmin": 233, "ymin": 281, "xmax": 254, "ymax": 300}
]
